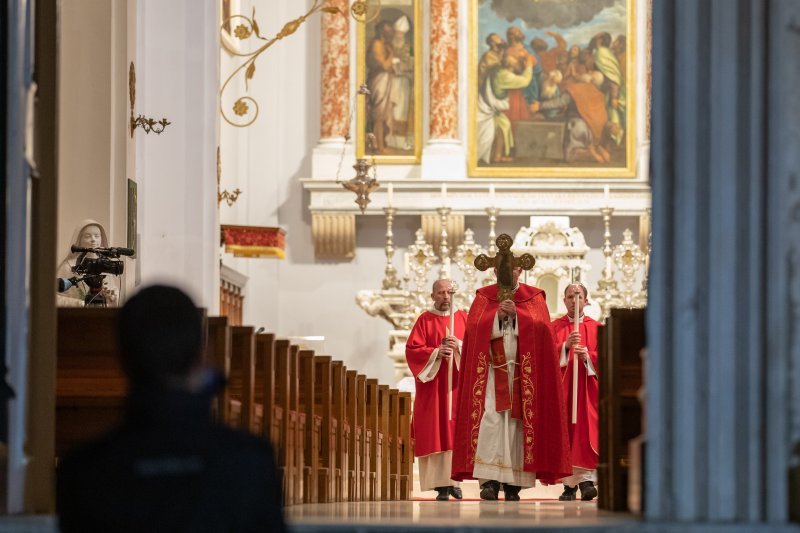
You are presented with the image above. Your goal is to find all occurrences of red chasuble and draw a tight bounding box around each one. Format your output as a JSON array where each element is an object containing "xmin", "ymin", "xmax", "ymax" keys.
[
  {"xmin": 550, "ymin": 315, "xmax": 600, "ymax": 470},
  {"xmin": 405, "ymin": 309, "xmax": 468, "ymax": 457},
  {"xmin": 450, "ymin": 284, "xmax": 571, "ymax": 485}
]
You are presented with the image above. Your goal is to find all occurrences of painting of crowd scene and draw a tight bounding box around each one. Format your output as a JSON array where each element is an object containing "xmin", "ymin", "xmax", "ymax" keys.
[
  {"xmin": 470, "ymin": 0, "xmax": 634, "ymax": 176},
  {"xmin": 359, "ymin": 0, "xmax": 420, "ymax": 162}
]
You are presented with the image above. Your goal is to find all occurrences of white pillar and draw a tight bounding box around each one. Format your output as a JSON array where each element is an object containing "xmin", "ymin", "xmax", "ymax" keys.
[{"xmin": 136, "ymin": 0, "xmax": 220, "ymax": 311}]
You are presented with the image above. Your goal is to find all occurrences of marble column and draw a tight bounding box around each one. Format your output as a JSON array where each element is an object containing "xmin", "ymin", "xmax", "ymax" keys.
[
  {"xmin": 313, "ymin": 0, "xmax": 350, "ymax": 179},
  {"xmin": 429, "ymin": 0, "xmax": 458, "ymax": 140},
  {"xmin": 319, "ymin": 0, "xmax": 349, "ymax": 140},
  {"xmin": 647, "ymin": 0, "xmax": 800, "ymax": 525},
  {"xmin": 422, "ymin": 0, "xmax": 465, "ymax": 180}
]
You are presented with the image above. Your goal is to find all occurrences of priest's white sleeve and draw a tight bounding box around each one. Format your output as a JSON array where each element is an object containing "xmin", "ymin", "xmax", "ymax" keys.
[
  {"xmin": 417, "ymin": 349, "xmax": 442, "ymax": 383},
  {"xmin": 585, "ymin": 356, "xmax": 597, "ymax": 377},
  {"xmin": 559, "ymin": 343, "xmax": 568, "ymax": 367}
]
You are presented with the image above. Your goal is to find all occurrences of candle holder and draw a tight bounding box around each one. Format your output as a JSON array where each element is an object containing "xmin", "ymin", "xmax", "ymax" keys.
[
  {"xmin": 594, "ymin": 206, "xmax": 620, "ymax": 320},
  {"xmin": 642, "ymin": 207, "xmax": 652, "ymax": 294},
  {"xmin": 382, "ymin": 207, "xmax": 401, "ymax": 290},
  {"xmin": 613, "ymin": 228, "xmax": 646, "ymax": 307},
  {"xmin": 407, "ymin": 228, "xmax": 437, "ymax": 309},
  {"xmin": 454, "ymin": 228, "xmax": 487, "ymax": 310},
  {"xmin": 486, "ymin": 207, "xmax": 500, "ymax": 256},
  {"xmin": 483, "ymin": 207, "xmax": 501, "ymax": 286},
  {"xmin": 436, "ymin": 207, "xmax": 452, "ymax": 279}
]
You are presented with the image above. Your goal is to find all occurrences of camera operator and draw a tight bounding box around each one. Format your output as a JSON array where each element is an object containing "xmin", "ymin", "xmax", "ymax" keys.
[{"xmin": 56, "ymin": 220, "xmax": 121, "ymax": 307}]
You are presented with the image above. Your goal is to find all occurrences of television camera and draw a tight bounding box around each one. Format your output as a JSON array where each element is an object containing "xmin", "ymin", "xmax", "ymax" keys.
[{"xmin": 57, "ymin": 245, "xmax": 134, "ymax": 307}]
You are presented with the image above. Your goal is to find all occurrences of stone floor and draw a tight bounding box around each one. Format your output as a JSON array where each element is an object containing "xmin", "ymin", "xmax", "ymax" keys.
[
  {"xmin": 285, "ymin": 499, "xmax": 629, "ymax": 532},
  {"xmin": 285, "ymin": 479, "xmax": 634, "ymax": 532}
]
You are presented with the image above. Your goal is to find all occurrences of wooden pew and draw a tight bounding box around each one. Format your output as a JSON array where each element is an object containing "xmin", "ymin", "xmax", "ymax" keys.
[
  {"xmin": 365, "ymin": 379, "xmax": 383, "ymax": 501},
  {"xmin": 346, "ymin": 370, "xmax": 364, "ymax": 501},
  {"xmin": 288, "ymin": 344, "xmax": 306, "ymax": 505},
  {"xmin": 275, "ymin": 339, "xmax": 294, "ymax": 505},
  {"xmin": 56, "ymin": 308, "xmax": 126, "ymax": 457},
  {"xmin": 253, "ymin": 333, "xmax": 282, "ymax": 449},
  {"xmin": 314, "ymin": 356, "xmax": 337, "ymax": 503},
  {"xmin": 204, "ymin": 316, "xmax": 231, "ymax": 424},
  {"xmin": 387, "ymin": 389, "xmax": 401, "ymax": 500},
  {"xmin": 274, "ymin": 339, "xmax": 297, "ymax": 505},
  {"xmin": 357, "ymin": 374, "xmax": 371, "ymax": 502},
  {"xmin": 298, "ymin": 349, "xmax": 321, "ymax": 503},
  {"xmin": 398, "ymin": 391, "xmax": 413, "ymax": 500},
  {"xmin": 597, "ymin": 308, "xmax": 645, "ymax": 512},
  {"xmin": 331, "ymin": 361, "xmax": 350, "ymax": 502},
  {"xmin": 228, "ymin": 326, "xmax": 256, "ymax": 433},
  {"xmin": 378, "ymin": 384, "xmax": 391, "ymax": 500}
]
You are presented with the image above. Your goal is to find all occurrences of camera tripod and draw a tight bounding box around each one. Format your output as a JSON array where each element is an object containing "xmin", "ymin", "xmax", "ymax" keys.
[{"xmin": 80, "ymin": 274, "xmax": 110, "ymax": 307}]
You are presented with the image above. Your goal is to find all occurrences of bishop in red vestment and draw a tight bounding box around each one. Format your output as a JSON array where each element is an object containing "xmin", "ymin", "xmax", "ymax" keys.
[
  {"xmin": 451, "ymin": 267, "xmax": 570, "ymax": 501},
  {"xmin": 550, "ymin": 283, "xmax": 600, "ymax": 501},
  {"xmin": 405, "ymin": 279, "xmax": 468, "ymax": 500}
]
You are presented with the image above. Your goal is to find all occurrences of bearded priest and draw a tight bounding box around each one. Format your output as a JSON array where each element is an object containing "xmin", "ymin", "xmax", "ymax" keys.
[{"xmin": 405, "ymin": 279, "xmax": 468, "ymax": 501}]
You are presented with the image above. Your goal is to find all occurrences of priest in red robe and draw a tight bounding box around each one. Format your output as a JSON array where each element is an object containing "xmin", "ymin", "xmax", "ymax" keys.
[
  {"xmin": 405, "ymin": 279, "xmax": 468, "ymax": 501},
  {"xmin": 550, "ymin": 283, "xmax": 600, "ymax": 501},
  {"xmin": 451, "ymin": 266, "xmax": 570, "ymax": 501}
]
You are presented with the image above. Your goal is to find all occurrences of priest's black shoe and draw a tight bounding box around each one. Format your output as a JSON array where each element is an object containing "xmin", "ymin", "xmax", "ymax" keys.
[
  {"xmin": 579, "ymin": 481, "xmax": 598, "ymax": 501},
  {"xmin": 479, "ymin": 480, "xmax": 500, "ymax": 501},
  {"xmin": 503, "ymin": 484, "xmax": 521, "ymax": 501},
  {"xmin": 559, "ymin": 485, "xmax": 578, "ymax": 501},
  {"xmin": 448, "ymin": 486, "xmax": 463, "ymax": 500},
  {"xmin": 435, "ymin": 487, "xmax": 450, "ymax": 501}
]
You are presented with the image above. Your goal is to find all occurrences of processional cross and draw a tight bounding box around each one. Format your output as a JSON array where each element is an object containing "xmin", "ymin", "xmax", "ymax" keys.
[{"xmin": 473, "ymin": 234, "xmax": 536, "ymax": 301}]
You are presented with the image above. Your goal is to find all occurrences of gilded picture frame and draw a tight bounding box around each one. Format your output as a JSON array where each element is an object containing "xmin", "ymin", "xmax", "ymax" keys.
[
  {"xmin": 356, "ymin": 0, "xmax": 423, "ymax": 164},
  {"xmin": 468, "ymin": 0, "xmax": 637, "ymax": 178}
]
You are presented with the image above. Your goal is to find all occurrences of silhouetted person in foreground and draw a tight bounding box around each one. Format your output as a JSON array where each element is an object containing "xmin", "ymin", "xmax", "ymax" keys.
[{"xmin": 57, "ymin": 285, "xmax": 286, "ymax": 533}]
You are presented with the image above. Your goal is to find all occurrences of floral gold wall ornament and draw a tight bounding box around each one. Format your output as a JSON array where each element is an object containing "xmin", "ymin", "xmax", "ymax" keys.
[
  {"xmin": 128, "ymin": 62, "xmax": 171, "ymax": 137},
  {"xmin": 220, "ymin": 1, "xmax": 341, "ymax": 128},
  {"xmin": 216, "ymin": 146, "xmax": 242, "ymax": 207}
]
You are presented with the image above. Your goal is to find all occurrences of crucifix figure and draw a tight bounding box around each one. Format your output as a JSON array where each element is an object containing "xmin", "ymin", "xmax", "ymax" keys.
[{"xmin": 474, "ymin": 234, "xmax": 535, "ymax": 301}]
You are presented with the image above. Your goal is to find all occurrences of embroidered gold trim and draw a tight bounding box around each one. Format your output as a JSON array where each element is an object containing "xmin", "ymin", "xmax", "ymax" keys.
[
  {"xmin": 470, "ymin": 350, "xmax": 488, "ymax": 462},
  {"xmin": 522, "ymin": 299, "xmax": 537, "ymax": 465}
]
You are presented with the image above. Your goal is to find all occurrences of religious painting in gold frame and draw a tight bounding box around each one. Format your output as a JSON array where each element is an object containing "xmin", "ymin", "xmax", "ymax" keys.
[
  {"xmin": 468, "ymin": 0, "xmax": 637, "ymax": 178},
  {"xmin": 356, "ymin": 0, "xmax": 423, "ymax": 164}
]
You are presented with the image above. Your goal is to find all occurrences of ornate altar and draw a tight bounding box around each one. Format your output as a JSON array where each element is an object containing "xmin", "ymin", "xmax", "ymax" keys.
[
  {"xmin": 512, "ymin": 217, "xmax": 592, "ymax": 317},
  {"xmin": 356, "ymin": 208, "xmax": 650, "ymax": 382}
]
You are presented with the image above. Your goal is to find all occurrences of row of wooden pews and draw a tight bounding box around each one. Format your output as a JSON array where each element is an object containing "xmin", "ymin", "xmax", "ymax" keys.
[
  {"xmin": 203, "ymin": 318, "xmax": 414, "ymax": 504},
  {"xmin": 56, "ymin": 309, "xmax": 414, "ymax": 506}
]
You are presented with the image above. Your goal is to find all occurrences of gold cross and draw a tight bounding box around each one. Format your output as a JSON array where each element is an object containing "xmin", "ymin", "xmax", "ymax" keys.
[{"xmin": 474, "ymin": 234, "xmax": 535, "ymax": 301}]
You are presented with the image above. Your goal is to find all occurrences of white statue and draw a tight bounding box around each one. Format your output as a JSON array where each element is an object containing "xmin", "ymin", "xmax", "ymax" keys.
[{"xmin": 56, "ymin": 219, "xmax": 121, "ymax": 307}]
